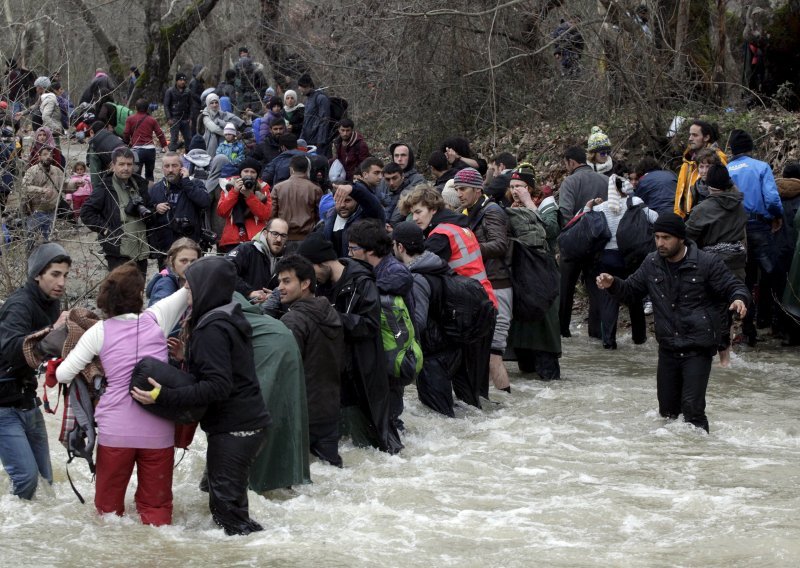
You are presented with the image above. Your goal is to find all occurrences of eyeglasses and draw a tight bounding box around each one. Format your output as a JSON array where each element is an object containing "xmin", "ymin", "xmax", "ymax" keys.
[
  {"xmin": 347, "ymin": 245, "xmax": 364, "ymax": 254},
  {"xmin": 268, "ymin": 230, "xmax": 288, "ymax": 240}
]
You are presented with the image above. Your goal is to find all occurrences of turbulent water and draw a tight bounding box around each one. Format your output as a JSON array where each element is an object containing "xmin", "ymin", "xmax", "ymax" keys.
[{"xmin": 2, "ymin": 331, "xmax": 799, "ymax": 567}]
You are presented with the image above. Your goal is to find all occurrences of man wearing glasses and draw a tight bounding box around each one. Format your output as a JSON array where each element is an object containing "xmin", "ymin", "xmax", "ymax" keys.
[
  {"xmin": 163, "ymin": 72, "xmax": 192, "ymax": 151},
  {"xmin": 227, "ymin": 218, "xmax": 290, "ymax": 303}
]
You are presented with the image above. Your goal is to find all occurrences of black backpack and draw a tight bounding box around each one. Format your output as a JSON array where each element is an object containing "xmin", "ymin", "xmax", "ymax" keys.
[
  {"xmin": 617, "ymin": 196, "xmax": 655, "ymax": 272},
  {"xmin": 329, "ymin": 96, "xmax": 348, "ymax": 123},
  {"xmin": 439, "ymin": 271, "xmax": 496, "ymax": 343},
  {"xmin": 510, "ymin": 241, "xmax": 560, "ymax": 321},
  {"xmin": 557, "ymin": 210, "xmax": 611, "ymax": 262}
]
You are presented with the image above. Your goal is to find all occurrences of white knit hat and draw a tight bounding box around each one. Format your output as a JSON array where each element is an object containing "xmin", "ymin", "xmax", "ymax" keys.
[
  {"xmin": 34, "ymin": 76, "xmax": 51, "ymax": 90},
  {"xmin": 223, "ymin": 123, "xmax": 237, "ymax": 136}
]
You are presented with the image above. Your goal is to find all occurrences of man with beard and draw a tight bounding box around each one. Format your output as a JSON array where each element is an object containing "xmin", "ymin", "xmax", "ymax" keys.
[
  {"xmin": 297, "ymin": 233, "xmax": 401, "ymax": 454},
  {"xmin": 596, "ymin": 212, "xmax": 749, "ymax": 433},
  {"xmin": 323, "ymin": 173, "xmax": 385, "ymax": 257},
  {"xmin": 227, "ymin": 218, "xmax": 289, "ymax": 302},
  {"xmin": 18, "ymin": 147, "xmax": 65, "ymax": 246},
  {"xmin": 674, "ymin": 120, "xmax": 727, "ymax": 218},
  {"xmin": 332, "ymin": 119, "xmax": 370, "ymax": 181}
]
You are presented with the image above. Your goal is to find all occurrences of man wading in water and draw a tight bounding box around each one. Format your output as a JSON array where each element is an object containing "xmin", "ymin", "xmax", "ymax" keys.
[{"xmin": 596, "ymin": 212, "xmax": 749, "ymax": 432}]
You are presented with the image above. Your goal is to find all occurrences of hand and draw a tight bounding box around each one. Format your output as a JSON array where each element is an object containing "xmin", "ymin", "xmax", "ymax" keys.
[
  {"xmin": 513, "ymin": 187, "xmax": 535, "ymax": 209},
  {"xmin": 249, "ymin": 290, "xmax": 268, "ymax": 303},
  {"xmin": 729, "ymin": 299, "xmax": 747, "ymax": 319},
  {"xmin": 771, "ymin": 217, "xmax": 783, "ymax": 234},
  {"xmin": 167, "ymin": 337, "xmax": 185, "ymax": 362},
  {"xmin": 131, "ymin": 377, "xmax": 162, "ymax": 405},
  {"xmin": 74, "ymin": 179, "xmax": 85, "ymax": 187},
  {"xmin": 385, "ymin": 223, "xmax": 393, "ymax": 234},
  {"xmin": 586, "ymin": 197, "xmax": 603, "ymax": 209},
  {"xmin": 53, "ymin": 310, "xmax": 70, "ymax": 329},
  {"xmin": 333, "ymin": 184, "xmax": 353, "ymax": 211},
  {"xmin": 180, "ymin": 167, "xmax": 190, "ymax": 178},
  {"xmin": 234, "ymin": 178, "xmax": 244, "ymax": 192},
  {"xmin": 155, "ymin": 202, "xmax": 170, "ymax": 215},
  {"xmin": 596, "ymin": 273, "xmax": 614, "ymax": 289}
]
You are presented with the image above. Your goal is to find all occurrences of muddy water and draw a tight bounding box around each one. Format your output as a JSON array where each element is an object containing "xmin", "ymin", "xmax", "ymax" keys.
[{"xmin": 2, "ymin": 332, "xmax": 799, "ymax": 567}]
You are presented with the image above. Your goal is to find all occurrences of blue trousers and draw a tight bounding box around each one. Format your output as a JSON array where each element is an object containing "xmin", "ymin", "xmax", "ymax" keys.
[{"xmin": 0, "ymin": 406, "xmax": 53, "ymax": 499}]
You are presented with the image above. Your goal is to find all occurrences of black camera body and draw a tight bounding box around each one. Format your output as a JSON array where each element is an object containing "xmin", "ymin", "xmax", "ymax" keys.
[
  {"xmin": 125, "ymin": 195, "xmax": 152, "ymax": 218},
  {"xmin": 170, "ymin": 216, "xmax": 195, "ymax": 237},
  {"xmin": 242, "ymin": 178, "xmax": 256, "ymax": 190}
]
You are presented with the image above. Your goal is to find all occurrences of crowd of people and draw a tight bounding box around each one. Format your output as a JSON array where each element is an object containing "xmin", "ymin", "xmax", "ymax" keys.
[{"xmin": 1, "ymin": 61, "xmax": 799, "ymax": 537}]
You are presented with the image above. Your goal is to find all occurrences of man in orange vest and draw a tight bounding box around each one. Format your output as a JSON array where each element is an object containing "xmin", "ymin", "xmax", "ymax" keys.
[
  {"xmin": 674, "ymin": 120, "xmax": 728, "ymax": 218},
  {"xmin": 402, "ymin": 184, "xmax": 496, "ymax": 407}
]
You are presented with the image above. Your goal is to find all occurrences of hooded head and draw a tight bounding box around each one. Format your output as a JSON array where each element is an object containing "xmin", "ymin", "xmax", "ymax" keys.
[
  {"xmin": 28, "ymin": 243, "xmax": 70, "ymax": 281},
  {"xmin": 389, "ymin": 142, "xmax": 416, "ymax": 173},
  {"xmin": 205, "ymin": 93, "xmax": 220, "ymax": 110},
  {"xmin": 184, "ymin": 256, "xmax": 236, "ymax": 326}
]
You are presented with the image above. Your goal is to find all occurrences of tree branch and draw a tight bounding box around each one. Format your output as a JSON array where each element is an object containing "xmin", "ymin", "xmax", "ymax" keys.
[{"xmin": 391, "ymin": 0, "xmax": 527, "ymax": 18}]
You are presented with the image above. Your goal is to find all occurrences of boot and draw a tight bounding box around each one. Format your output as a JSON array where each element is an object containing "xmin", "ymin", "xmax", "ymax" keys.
[{"xmin": 489, "ymin": 353, "xmax": 510, "ymax": 391}]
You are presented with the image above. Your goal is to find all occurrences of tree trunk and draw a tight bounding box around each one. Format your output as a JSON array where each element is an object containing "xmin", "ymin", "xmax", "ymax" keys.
[
  {"xmin": 672, "ymin": 0, "xmax": 691, "ymax": 77},
  {"xmin": 259, "ymin": 0, "xmax": 309, "ymax": 89}
]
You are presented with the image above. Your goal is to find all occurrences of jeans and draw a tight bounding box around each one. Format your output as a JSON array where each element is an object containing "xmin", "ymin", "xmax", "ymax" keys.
[
  {"xmin": 656, "ymin": 348, "xmax": 714, "ymax": 432},
  {"xmin": 0, "ymin": 406, "xmax": 53, "ymax": 499},
  {"xmin": 168, "ymin": 119, "xmax": 192, "ymax": 151},
  {"xmin": 26, "ymin": 211, "xmax": 52, "ymax": 248}
]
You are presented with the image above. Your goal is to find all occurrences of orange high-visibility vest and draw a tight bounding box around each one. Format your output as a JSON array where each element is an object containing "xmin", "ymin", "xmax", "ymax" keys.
[{"xmin": 429, "ymin": 223, "xmax": 498, "ymax": 308}]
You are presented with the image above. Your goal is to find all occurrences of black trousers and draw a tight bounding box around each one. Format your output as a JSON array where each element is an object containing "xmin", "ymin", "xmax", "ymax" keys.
[
  {"xmin": 207, "ymin": 428, "xmax": 268, "ymax": 535},
  {"xmin": 656, "ymin": 349, "xmax": 713, "ymax": 432},
  {"xmin": 515, "ymin": 348, "xmax": 561, "ymax": 381},
  {"xmin": 560, "ymin": 257, "xmax": 599, "ymax": 337},
  {"xmin": 456, "ymin": 331, "xmax": 491, "ymax": 407},
  {"xmin": 388, "ymin": 380, "xmax": 405, "ymax": 431},
  {"xmin": 417, "ymin": 351, "xmax": 459, "ymax": 418},
  {"xmin": 590, "ymin": 250, "xmax": 647, "ymax": 347},
  {"xmin": 309, "ymin": 420, "xmax": 342, "ymax": 467},
  {"xmin": 106, "ymin": 254, "xmax": 148, "ymax": 276}
]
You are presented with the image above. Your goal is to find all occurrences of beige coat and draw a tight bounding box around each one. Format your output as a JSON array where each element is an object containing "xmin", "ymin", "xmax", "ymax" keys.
[{"xmin": 10, "ymin": 163, "xmax": 66, "ymax": 213}]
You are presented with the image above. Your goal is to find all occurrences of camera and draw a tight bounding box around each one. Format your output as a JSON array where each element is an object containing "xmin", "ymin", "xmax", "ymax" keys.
[
  {"xmin": 124, "ymin": 195, "xmax": 152, "ymax": 218},
  {"xmin": 170, "ymin": 216, "xmax": 195, "ymax": 237},
  {"xmin": 199, "ymin": 227, "xmax": 218, "ymax": 251},
  {"xmin": 242, "ymin": 178, "xmax": 256, "ymax": 190}
]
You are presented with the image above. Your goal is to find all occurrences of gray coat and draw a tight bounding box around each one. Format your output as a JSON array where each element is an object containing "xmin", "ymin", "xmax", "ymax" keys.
[{"xmin": 557, "ymin": 164, "xmax": 608, "ymax": 223}]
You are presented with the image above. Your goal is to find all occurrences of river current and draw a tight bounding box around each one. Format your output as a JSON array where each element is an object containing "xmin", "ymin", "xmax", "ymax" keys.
[{"xmin": 2, "ymin": 331, "xmax": 799, "ymax": 567}]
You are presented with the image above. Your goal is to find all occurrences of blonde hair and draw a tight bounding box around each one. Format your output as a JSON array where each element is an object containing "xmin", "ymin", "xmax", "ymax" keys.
[
  {"xmin": 166, "ymin": 238, "xmax": 202, "ymax": 270},
  {"xmin": 401, "ymin": 183, "xmax": 444, "ymax": 215}
]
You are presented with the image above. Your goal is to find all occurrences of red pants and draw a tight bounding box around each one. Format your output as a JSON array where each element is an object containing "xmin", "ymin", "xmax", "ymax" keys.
[{"xmin": 95, "ymin": 445, "xmax": 174, "ymax": 526}]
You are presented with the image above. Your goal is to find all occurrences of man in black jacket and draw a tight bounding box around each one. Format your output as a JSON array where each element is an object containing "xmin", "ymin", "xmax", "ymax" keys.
[
  {"xmin": 0, "ymin": 243, "xmax": 70, "ymax": 499},
  {"xmin": 87, "ymin": 120, "xmax": 124, "ymax": 191},
  {"xmin": 597, "ymin": 213, "xmax": 749, "ymax": 432},
  {"xmin": 227, "ymin": 218, "xmax": 289, "ymax": 302},
  {"xmin": 298, "ymin": 233, "xmax": 402, "ymax": 455},
  {"xmin": 148, "ymin": 152, "xmax": 211, "ymax": 266},
  {"xmin": 163, "ymin": 73, "xmax": 192, "ymax": 151},
  {"xmin": 275, "ymin": 254, "xmax": 345, "ymax": 466},
  {"xmin": 81, "ymin": 147, "xmax": 153, "ymax": 274}
]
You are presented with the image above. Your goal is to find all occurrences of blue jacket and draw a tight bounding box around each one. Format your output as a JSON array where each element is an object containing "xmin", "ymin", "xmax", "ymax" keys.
[
  {"xmin": 300, "ymin": 89, "xmax": 331, "ymax": 146},
  {"xmin": 727, "ymin": 155, "xmax": 783, "ymax": 224},
  {"xmin": 635, "ymin": 169, "xmax": 677, "ymax": 214},
  {"xmin": 261, "ymin": 149, "xmax": 305, "ymax": 187},
  {"xmin": 322, "ymin": 180, "xmax": 385, "ymax": 257},
  {"xmin": 146, "ymin": 268, "xmax": 180, "ymax": 306}
]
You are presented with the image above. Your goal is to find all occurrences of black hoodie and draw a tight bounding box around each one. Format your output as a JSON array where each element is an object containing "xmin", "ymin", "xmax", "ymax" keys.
[
  {"xmin": 281, "ymin": 296, "xmax": 345, "ymax": 425},
  {"xmin": 157, "ymin": 256, "xmax": 270, "ymax": 434}
]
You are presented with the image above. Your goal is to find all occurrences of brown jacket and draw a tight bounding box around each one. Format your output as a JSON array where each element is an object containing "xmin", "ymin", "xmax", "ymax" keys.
[
  {"xmin": 466, "ymin": 196, "xmax": 511, "ymax": 288},
  {"xmin": 13, "ymin": 162, "xmax": 66, "ymax": 213},
  {"xmin": 271, "ymin": 173, "xmax": 323, "ymax": 239}
]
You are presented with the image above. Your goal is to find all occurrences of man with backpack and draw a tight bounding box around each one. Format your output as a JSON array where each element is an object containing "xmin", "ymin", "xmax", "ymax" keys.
[
  {"xmin": 0, "ymin": 243, "xmax": 71, "ymax": 499},
  {"xmin": 297, "ymin": 74, "xmax": 331, "ymax": 158},
  {"xmin": 297, "ymin": 233, "xmax": 402, "ymax": 454},
  {"xmin": 347, "ymin": 219, "xmax": 420, "ymax": 432},
  {"xmin": 163, "ymin": 73, "xmax": 192, "ymax": 151}
]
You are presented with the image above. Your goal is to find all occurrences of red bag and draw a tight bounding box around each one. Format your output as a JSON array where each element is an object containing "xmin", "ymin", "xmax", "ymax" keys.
[{"xmin": 174, "ymin": 422, "xmax": 199, "ymax": 450}]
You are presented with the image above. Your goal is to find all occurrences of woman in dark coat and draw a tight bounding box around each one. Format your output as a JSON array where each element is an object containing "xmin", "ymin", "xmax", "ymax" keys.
[{"xmin": 132, "ymin": 256, "xmax": 270, "ymax": 536}]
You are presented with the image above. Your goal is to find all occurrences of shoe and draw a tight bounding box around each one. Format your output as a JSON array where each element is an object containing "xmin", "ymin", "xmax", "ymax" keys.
[{"xmin": 643, "ymin": 301, "xmax": 653, "ymax": 315}]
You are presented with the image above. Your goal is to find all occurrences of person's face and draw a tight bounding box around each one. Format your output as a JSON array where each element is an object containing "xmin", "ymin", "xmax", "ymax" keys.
[
  {"xmin": 313, "ymin": 262, "xmax": 332, "ymax": 285},
  {"xmin": 698, "ymin": 161, "xmax": 711, "ymax": 181},
  {"xmin": 285, "ymin": 94, "xmax": 296, "ymax": 107},
  {"xmin": 688, "ymin": 125, "xmax": 709, "ymax": 151},
  {"xmin": 171, "ymin": 249, "xmax": 198, "ymax": 278},
  {"xmin": 241, "ymin": 167, "xmax": 258, "ymax": 180},
  {"xmin": 338, "ymin": 126, "xmax": 353, "ymax": 141},
  {"xmin": 298, "ymin": 85, "xmax": 310, "ymax": 96},
  {"xmin": 177, "ymin": 78, "xmax": 186, "ymax": 89},
  {"xmin": 393, "ymin": 145, "xmax": 410, "ymax": 169},
  {"xmin": 628, "ymin": 172, "xmax": 639, "ymax": 187},
  {"xmin": 36, "ymin": 132, "xmax": 47, "ymax": 143},
  {"xmin": 38, "ymin": 149, "xmax": 52, "ymax": 166},
  {"xmin": 278, "ymin": 270, "xmax": 310, "ymax": 305},
  {"xmin": 347, "ymin": 241, "xmax": 367, "ymax": 261},
  {"xmin": 457, "ymin": 185, "xmax": 481, "ymax": 208},
  {"xmin": 162, "ymin": 156, "xmax": 182, "ymax": 182},
  {"xmin": 361, "ymin": 165, "xmax": 382, "ymax": 188},
  {"xmin": 509, "ymin": 179, "xmax": 529, "ymax": 204},
  {"xmin": 35, "ymin": 262, "xmax": 70, "ymax": 299},
  {"xmin": 112, "ymin": 157, "xmax": 135, "ymax": 180},
  {"xmin": 384, "ymin": 172, "xmax": 403, "ymax": 191},
  {"xmin": 207, "ymin": 99, "xmax": 219, "ymax": 111},
  {"xmin": 74, "ymin": 165, "xmax": 86, "ymax": 175},
  {"xmin": 224, "ymin": 133, "xmax": 236, "ymax": 142},
  {"xmin": 412, "ymin": 203, "xmax": 435, "ymax": 230},
  {"xmin": 266, "ymin": 221, "xmax": 289, "ymax": 255},
  {"xmin": 270, "ymin": 123, "xmax": 285, "ymax": 138},
  {"xmin": 336, "ymin": 196, "xmax": 358, "ymax": 218},
  {"xmin": 655, "ymin": 232, "xmax": 684, "ymax": 259},
  {"xmin": 592, "ymin": 150, "xmax": 610, "ymax": 164}
]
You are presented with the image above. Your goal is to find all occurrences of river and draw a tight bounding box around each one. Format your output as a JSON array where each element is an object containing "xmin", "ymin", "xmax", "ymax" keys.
[{"xmin": 2, "ymin": 332, "xmax": 799, "ymax": 567}]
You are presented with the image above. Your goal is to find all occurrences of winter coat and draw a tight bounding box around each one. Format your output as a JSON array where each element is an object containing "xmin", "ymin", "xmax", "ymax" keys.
[
  {"xmin": 156, "ymin": 258, "xmax": 271, "ymax": 435},
  {"xmin": 674, "ymin": 145, "xmax": 727, "ymax": 217},
  {"xmin": 374, "ymin": 254, "xmax": 416, "ymax": 325},
  {"xmin": 39, "ymin": 92, "xmax": 62, "ymax": 136},
  {"xmin": 79, "ymin": 73, "xmax": 115, "ymax": 106},
  {"xmin": 557, "ymin": 164, "xmax": 608, "ymax": 223},
  {"xmin": 123, "ymin": 112, "xmax": 167, "ymax": 148},
  {"xmin": 271, "ymin": 174, "xmax": 322, "ymax": 239},
  {"xmin": 226, "ymin": 238, "xmax": 280, "ymax": 296},
  {"xmin": 407, "ymin": 250, "xmax": 452, "ymax": 355},
  {"xmin": 423, "ymin": 207, "xmax": 471, "ymax": 262},
  {"xmin": 147, "ymin": 176, "xmax": 211, "ymax": 256},
  {"xmin": 216, "ymin": 180, "xmax": 272, "ymax": 248},
  {"xmin": 17, "ymin": 162, "xmax": 65, "ymax": 213},
  {"xmin": 300, "ymin": 89, "xmax": 331, "ymax": 146},
  {"xmin": 380, "ymin": 169, "xmax": 426, "ymax": 226},
  {"xmin": 322, "ymin": 180, "xmax": 385, "ymax": 257},
  {"xmin": 201, "ymin": 109, "xmax": 244, "ymax": 156},
  {"xmin": 635, "ymin": 169, "xmax": 677, "ymax": 214},
  {"xmin": 318, "ymin": 258, "xmax": 401, "ymax": 454},
  {"xmin": 608, "ymin": 241, "xmax": 750, "ymax": 352},
  {"xmin": 685, "ymin": 189, "xmax": 748, "ymax": 276},
  {"xmin": 259, "ymin": 135, "xmax": 282, "ymax": 167},
  {"xmin": 236, "ymin": 294, "xmax": 311, "ymax": 493},
  {"xmin": 80, "ymin": 171, "xmax": 152, "ymax": 258},
  {"xmin": 727, "ymin": 155, "xmax": 783, "ymax": 226},
  {"xmin": 261, "ymin": 149, "xmax": 305, "ymax": 187},
  {"xmin": 146, "ymin": 268, "xmax": 180, "ymax": 306},
  {"xmin": 282, "ymin": 106, "xmax": 304, "ymax": 135},
  {"xmin": 466, "ymin": 196, "xmax": 511, "ymax": 288},
  {"xmin": 163, "ymin": 86, "xmax": 191, "ymax": 121},
  {"xmin": 280, "ymin": 295, "xmax": 345, "ymax": 427},
  {"xmin": 87, "ymin": 128, "xmax": 125, "ymax": 190},
  {"xmin": 0, "ymin": 280, "xmax": 61, "ymax": 405},
  {"xmin": 334, "ymin": 132, "xmax": 370, "ymax": 181}
]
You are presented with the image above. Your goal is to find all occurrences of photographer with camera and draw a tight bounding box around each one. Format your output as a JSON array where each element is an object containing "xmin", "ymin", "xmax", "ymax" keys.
[
  {"xmin": 148, "ymin": 152, "xmax": 212, "ymax": 267},
  {"xmin": 216, "ymin": 157, "xmax": 271, "ymax": 253},
  {"xmin": 81, "ymin": 147, "xmax": 153, "ymax": 274}
]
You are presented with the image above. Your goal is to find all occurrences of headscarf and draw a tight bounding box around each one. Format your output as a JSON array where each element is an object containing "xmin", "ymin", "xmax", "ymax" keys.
[
  {"xmin": 283, "ymin": 90, "xmax": 303, "ymax": 113},
  {"xmin": 34, "ymin": 126, "xmax": 56, "ymax": 149},
  {"xmin": 205, "ymin": 93, "xmax": 220, "ymax": 111}
]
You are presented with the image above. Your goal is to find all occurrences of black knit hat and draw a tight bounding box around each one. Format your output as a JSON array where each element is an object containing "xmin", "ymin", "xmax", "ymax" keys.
[
  {"xmin": 239, "ymin": 157, "xmax": 262, "ymax": 176},
  {"xmin": 510, "ymin": 164, "xmax": 537, "ymax": 189},
  {"xmin": 392, "ymin": 221, "xmax": 424, "ymax": 248},
  {"xmin": 705, "ymin": 164, "xmax": 732, "ymax": 191},
  {"xmin": 729, "ymin": 129, "xmax": 753, "ymax": 156},
  {"xmin": 297, "ymin": 232, "xmax": 338, "ymax": 264},
  {"xmin": 175, "ymin": 72, "xmax": 187, "ymax": 82},
  {"xmin": 653, "ymin": 212, "xmax": 686, "ymax": 239}
]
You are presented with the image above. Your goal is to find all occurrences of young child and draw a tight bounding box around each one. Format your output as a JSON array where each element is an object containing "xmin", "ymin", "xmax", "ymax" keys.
[
  {"xmin": 215, "ymin": 123, "xmax": 245, "ymax": 166},
  {"xmin": 66, "ymin": 161, "xmax": 93, "ymax": 220}
]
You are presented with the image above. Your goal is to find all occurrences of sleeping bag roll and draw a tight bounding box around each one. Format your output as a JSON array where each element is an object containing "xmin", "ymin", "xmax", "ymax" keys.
[{"xmin": 131, "ymin": 356, "xmax": 206, "ymax": 424}]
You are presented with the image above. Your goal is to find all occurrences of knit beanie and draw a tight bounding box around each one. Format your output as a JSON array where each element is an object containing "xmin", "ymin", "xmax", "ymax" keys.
[
  {"xmin": 28, "ymin": 243, "xmax": 69, "ymax": 279},
  {"xmin": 205, "ymin": 93, "xmax": 220, "ymax": 108},
  {"xmin": 392, "ymin": 221, "xmax": 425, "ymax": 249},
  {"xmin": 239, "ymin": 157, "xmax": 262, "ymax": 175},
  {"xmin": 705, "ymin": 164, "xmax": 732, "ymax": 190},
  {"xmin": 510, "ymin": 164, "xmax": 536, "ymax": 189},
  {"xmin": 452, "ymin": 167, "xmax": 483, "ymax": 190},
  {"xmin": 441, "ymin": 179, "xmax": 461, "ymax": 209},
  {"xmin": 587, "ymin": 126, "xmax": 611, "ymax": 152},
  {"xmin": 175, "ymin": 72, "xmax": 187, "ymax": 82},
  {"xmin": 729, "ymin": 129, "xmax": 753, "ymax": 156},
  {"xmin": 223, "ymin": 123, "xmax": 237, "ymax": 136},
  {"xmin": 653, "ymin": 212, "xmax": 686, "ymax": 239},
  {"xmin": 297, "ymin": 232, "xmax": 338, "ymax": 264},
  {"xmin": 34, "ymin": 76, "xmax": 51, "ymax": 90}
]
